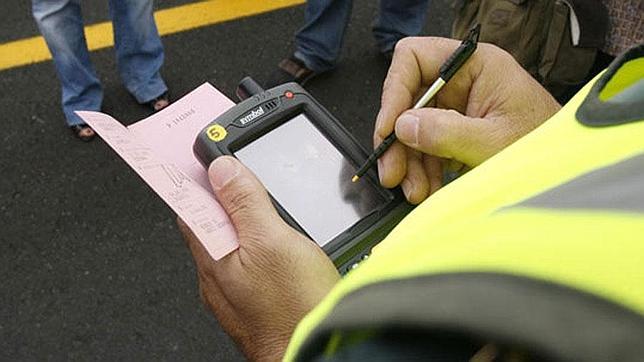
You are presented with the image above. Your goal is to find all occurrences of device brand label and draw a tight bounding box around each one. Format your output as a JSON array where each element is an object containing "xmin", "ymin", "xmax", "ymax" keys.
[{"xmin": 238, "ymin": 106, "xmax": 265, "ymax": 126}]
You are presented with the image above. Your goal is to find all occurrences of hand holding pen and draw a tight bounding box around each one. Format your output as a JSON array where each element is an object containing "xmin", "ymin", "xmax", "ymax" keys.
[
  {"xmin": 365, "ymin": 26, "xmax": 561, "ymax": 203},
  {"xmin": 352, "ymin": 25, "xmax": 481, "ymax": 183}
]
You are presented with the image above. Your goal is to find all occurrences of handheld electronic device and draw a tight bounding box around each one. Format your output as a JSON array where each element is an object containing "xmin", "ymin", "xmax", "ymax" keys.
[{"xmin": 193, "ymin": 78, "xmax": 413, "ymax": 273}]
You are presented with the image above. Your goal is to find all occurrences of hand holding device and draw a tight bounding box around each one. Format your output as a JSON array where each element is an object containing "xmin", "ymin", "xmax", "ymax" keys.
[
  {"xmin": 178, "ymin": 156, "xmax": 340, "ymax": 361},
  {"xmin": 194, "ymin": 79, "xmax": 412, "ymax": 273},
  {"xmin": 375, "ymin": 37, "xmax": 561, "ymax": 203}
]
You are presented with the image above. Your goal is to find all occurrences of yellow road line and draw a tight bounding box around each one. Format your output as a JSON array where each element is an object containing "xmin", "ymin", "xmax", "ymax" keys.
[{"xmin": 0, "ymin": 0, "xmax": 304, "ymax": 71}]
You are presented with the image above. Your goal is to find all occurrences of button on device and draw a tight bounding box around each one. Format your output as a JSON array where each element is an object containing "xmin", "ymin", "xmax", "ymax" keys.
[{"xmin": 284, "ymin": 91, "xmax": 294, "ymax": 99}]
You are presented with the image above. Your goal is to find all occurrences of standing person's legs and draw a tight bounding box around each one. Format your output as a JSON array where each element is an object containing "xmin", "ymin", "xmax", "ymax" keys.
[
  {"xmin": 373, "ymin": 0, "xmax": 430, "ymax": 54},
  {"xmin": 32, "ymin": 0, "xmax": 102, "ymax": 128},
  {"xmin": 294, "ymin": 0, "xmax": 353, "ymax": 73},
  {"xmin": 110, "ymin": 0, "xmax": 168, "ymax": 109}
]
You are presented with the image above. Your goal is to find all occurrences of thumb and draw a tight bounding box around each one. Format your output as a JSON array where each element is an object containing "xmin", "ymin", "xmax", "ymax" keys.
[
  {"xmin": 394, "ymin": 108, "xmax": 494, "ymax": 167},
  {"xmin": 208, "ymin": 156, "xmax": 281, "ymax": 242}
]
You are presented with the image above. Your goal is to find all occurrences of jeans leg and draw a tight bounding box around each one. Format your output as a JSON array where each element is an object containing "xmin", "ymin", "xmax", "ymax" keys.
[
  {"xmin": 32, "ymin": 0, "xmax": 103, "ymax": 127},
  {"xmin": 294, "ymin": 0, "xmax": 353, "ymax": 73},
  {"xmin": 110, "ymin": 0, "xmax": 167, "ymax": 104},
  {"xmin": 373, "ymin": 0, "xmax": 431, "ymax": 53}
]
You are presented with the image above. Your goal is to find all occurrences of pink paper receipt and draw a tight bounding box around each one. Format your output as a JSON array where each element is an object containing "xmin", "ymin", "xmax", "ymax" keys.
[
  {"xmin": 76, "ymin": 83, "xmax": 239, "ymax": 260},
  {"xmin": 128, "ymin": 83, "xmax": 236, "ymax": 191}
]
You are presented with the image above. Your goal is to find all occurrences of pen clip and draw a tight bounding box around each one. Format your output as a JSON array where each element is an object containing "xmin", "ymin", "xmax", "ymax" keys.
[
  {"xmin": 466, "ymin": 23, "xmax": 481, "ymax": 44},
  {"xmin": 439, "ymin": 24, "xmax": 481, "ymax": 82}
]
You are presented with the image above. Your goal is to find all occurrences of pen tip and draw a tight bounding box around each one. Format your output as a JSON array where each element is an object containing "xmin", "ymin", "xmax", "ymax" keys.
[{"xmin": 351, "ymin": 175, "xmax": 359, "ymax": 183}]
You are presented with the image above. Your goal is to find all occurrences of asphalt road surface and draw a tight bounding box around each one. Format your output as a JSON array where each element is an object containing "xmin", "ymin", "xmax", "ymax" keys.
[{"xmin": 0, "ymin": 0, "xmax": 452, "ymax": 359}]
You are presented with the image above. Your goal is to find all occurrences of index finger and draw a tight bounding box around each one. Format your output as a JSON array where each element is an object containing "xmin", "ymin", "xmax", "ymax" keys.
[{"xmin": 375, "ymin": 37, "xmax": 468, "ymax": 140}]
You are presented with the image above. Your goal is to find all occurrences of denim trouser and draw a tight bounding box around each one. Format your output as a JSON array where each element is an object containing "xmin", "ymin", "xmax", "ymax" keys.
[
  {"xmin": 294, "ymin": 0, "xmax": 431, "ymax": 73},
  {"xmin": 32, "ymin": 0, "xmax": 167, "ymax": 126}
]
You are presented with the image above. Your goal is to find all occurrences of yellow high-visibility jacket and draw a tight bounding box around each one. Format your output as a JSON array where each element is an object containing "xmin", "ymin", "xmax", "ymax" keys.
[{"xmin": 286, "ymin": 44, "xmax": 644, "ymax": 361}]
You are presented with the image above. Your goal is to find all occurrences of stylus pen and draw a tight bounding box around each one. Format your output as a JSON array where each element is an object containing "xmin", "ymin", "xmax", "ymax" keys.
[{"xmin": 352, "ymin": 24, "xmax": 481, "ymax": 183}]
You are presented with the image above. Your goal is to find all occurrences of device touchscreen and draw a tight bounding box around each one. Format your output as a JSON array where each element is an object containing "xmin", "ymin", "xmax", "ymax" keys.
[{"xmin": 235, "ymin": 113, "xmax": 389, "ymax": 246}]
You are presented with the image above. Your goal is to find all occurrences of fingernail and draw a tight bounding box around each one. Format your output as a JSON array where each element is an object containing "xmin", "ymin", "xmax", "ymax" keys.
[
  {"xmin": 377, "ymin": 159, "xmax": 384, "ymax": 184},
  {"xmin": 395, "ymin": 114, "xmax": 419, "ymax": 145},
  {"xmin": 209, "ymin": 157, "xmax": 240, "ymax": 190},
  {"xmin": 375, "ymin": 110, "xmax": 385, "ymax": 131},
  {"xmin": 401, "ymin": 178, "xmax": 414, "ymax": 200}
]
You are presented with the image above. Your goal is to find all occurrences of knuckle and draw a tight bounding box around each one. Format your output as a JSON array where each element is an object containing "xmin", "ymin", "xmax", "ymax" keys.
[
  {"xmin": 479, "ymin": 42, "xmax": 515, "ymax": 64},
  {"xmin": 430, "ymin": 36, "xmax": 456, "ymax": 50},
  {"xmin": 479, "ymin": 42, "xmax": 503, "ymax": 56},
  {"xmin": 373, "ymin": 132, "xmax": 383, "ymax": 146},
  {"xmin": 222, "ymin": 179, "xmax": 257, "ymax": 219},
  {"xmin": 417, "ymin": 110, "xmax": 451, "ymax": 154},
  {"xmin": 394, "ymin": 37, "xmax": 415, "ymax": 53}
]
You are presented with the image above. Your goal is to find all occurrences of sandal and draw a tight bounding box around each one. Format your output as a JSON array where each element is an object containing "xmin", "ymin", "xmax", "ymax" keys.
[
  {"xmin": 70, "ymin": 124, "xmax": 96, "ymax": 142},
  {"xmin": 148, "ymin": 92, "xmax": 170, "ymax": 112},
  {"xmin": 265, "ymin": 56, "xmax": 317, "ymax": 88}
]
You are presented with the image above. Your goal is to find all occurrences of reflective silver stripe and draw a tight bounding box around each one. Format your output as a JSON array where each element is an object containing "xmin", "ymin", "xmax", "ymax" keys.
[
  {"xmin": 516, "ymin": 153, "xmax": 644, "ymax": 212},
  {"xmin": 610, "ymin": 79, "xmax": 644, "ymax": 104},
  {"xmin": 295, "ymin": 273, "xmax": 644, "ymax": 362}
]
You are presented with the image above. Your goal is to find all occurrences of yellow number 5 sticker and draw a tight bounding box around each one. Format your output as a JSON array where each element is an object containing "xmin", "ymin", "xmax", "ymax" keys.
[{"xmin": 206, "ymin": 124, "xmax": 227, "ymax": 142}]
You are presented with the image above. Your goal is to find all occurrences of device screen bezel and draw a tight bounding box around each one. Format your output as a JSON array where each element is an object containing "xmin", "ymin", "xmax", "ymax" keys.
[{"xmin": 218, "ymin": 92, "xmax": 396, "ymax": 255}]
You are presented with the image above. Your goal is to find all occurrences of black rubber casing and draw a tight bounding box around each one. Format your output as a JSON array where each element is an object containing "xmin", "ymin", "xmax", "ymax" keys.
[{"xmin": 193, "ymin": 82, "xmax": 413, "ymax": 273}]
